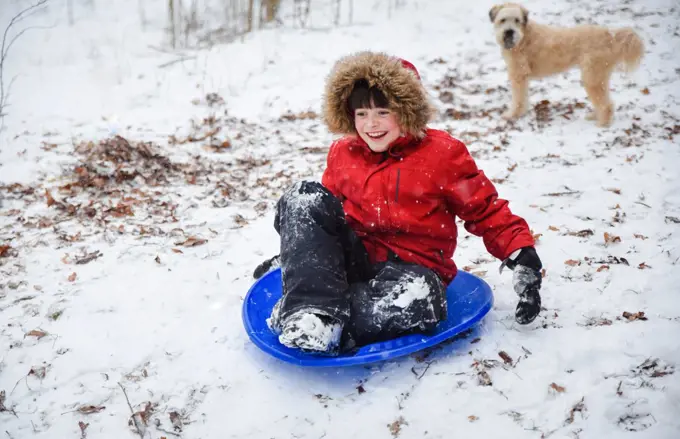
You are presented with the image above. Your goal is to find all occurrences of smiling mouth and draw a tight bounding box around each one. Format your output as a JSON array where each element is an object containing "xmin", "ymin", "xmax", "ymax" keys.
[{"xmin": 365, "ymin": 132, "xmax": 387, "ymax": 139}]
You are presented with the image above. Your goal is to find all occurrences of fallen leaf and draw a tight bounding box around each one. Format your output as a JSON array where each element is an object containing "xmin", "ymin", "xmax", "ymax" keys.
[
  {"xmin": 604, "ymin": 232, "xmax": 621, "ymax": 245},
  {"xmin": 498, "ymin": 351, "xmax": 513, "ymax": 365},
  {"xmin": 633, "ymin": 233, "xmax": 648, "ymax": 240},
  {"xmin": 637, "ymin": 262, "xmax": 651, "ymax": 270},
  {"xmin": 468, "ymin": 415, "xmax": 479, "ymax": 422},
  {"xmin": 45, "ymin": 189, "xmax": 56, "ymax": 207},
  {"xmin": 169, "ymin": 410, "xmax": 183, "ymax": 432},
  {"xmin": 565, "ymin": 397, "xmax": 586, "ymax": 424},
  {"xmin": 388, "ymin": 416, "xmax": 408, "ymax": 437},
  {"xmin": 68, "ymin": 272, "xmax": 77, "ymax": 282},
  {"xmin": 28, "ymin": 365, "xmax": 47, "ymax": 379},
  {"xmin": 78, "ymin": 421, "xmax": 89, "ymax": 438},
  {"xmin": 78, "ymin": 405, "xmax": 106, "ymax": 414},
  {"xmin": 477, "ymin": 370, "xmax": 492, "ymax": 386},
  {"xmin": 233, "ymin": 214, "xmax": 249, "ymax": 227},
  {"xmin": 550, "ymin": 382, "xmax": 566, "ymax": 393},
  {"xmin": 0, "ymin": 245, "xmax": 12, "ymax": 257},
  {"xmin": 26, "ymin": 329, "xmax": 48, "ymax": 339},
  {"xmin": 171, "ymin": 248, "xmax": 183, "ymax": 254},
  {"xmin": 641, "ymin": 87, "xmax": 650, "ymax": 95},
  {"xmin": 176, "ymin": 236, "xmax": 207, "ymax": 247},
  {"xmin": 154, "ymin": 255, "xmax": 161, "ymax": 264},
  {"xmin": 507, "ymin": 163, "xmax": 518, "ymax": 172},
  {"xmin": 622, "ymin": 311, "xmax": 647, "ymax": 321},
  {"xmin": 596, "ymin": 265, "xmax": 610, "ymax": 272},
  {"xmin": 565, "ymin": 259, "xmax": 581, "ymax": 266},
  {"xmin": 567, "ymin": 229, "xmax": 594, "ymax": 237},
  {"xmin": 74, "ymin": 250, "xmax": 102, "ymax": 265},
  {"xmin": 548, "ymin": 226, "xmax": 560, "ymax": 232}
]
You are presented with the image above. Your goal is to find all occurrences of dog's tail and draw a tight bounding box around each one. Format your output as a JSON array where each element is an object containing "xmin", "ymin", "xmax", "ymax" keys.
[{"xmin": 612, "ymin": 28, "xmax": 644, "ymax": 73}]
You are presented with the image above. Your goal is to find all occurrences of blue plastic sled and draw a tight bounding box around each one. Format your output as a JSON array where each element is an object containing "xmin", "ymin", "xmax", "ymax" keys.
[{"xmin": 242, "ymin": 268, "xmax": 493, "ymax": 367}]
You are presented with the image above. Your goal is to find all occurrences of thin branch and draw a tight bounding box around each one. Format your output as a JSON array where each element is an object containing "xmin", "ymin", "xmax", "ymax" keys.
[
  {"xmin": 117, "ymin": 382, "xmax": 135, "ymax": 413},
  {"xmin": 117, "ymin": 382, "xmax": 144, "ymax": 439},
  {"xmin": 0, "ymin": 0, "xmax": 49, "ymax": 119}
]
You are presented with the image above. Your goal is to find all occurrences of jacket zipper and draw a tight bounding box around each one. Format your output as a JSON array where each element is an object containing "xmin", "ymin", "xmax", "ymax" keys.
[{"xmin": 394, "ymin": 169, "xmax": 401, "ymax": 204}]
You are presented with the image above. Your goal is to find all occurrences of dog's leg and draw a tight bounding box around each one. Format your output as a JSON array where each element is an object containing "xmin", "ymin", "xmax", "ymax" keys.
[
  {"xmin": 503, "ymin": 73, "xmax": 529, "ymax": 121},
  {"xmin": 582, "ymin": 65, "xmax": 613, "ymax": 127}
]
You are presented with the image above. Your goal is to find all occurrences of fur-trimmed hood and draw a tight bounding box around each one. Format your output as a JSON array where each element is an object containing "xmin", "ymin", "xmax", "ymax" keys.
[{"xmin": 322, "ymin": 51, "xmax": 436, "ymax": 138}]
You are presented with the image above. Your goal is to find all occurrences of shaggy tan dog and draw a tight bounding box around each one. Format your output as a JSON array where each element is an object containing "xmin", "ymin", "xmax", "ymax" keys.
[{"xmin": 489, "ymin": 3, "xmax": 644, "ymax": 127}]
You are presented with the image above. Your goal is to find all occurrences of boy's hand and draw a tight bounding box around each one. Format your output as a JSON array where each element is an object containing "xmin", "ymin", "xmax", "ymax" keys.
[{"xmin": 500, "ymin": 247, "xmax": 543, "ymax": 324}]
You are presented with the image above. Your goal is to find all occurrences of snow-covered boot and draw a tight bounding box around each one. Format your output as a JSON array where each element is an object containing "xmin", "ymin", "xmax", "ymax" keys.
[{"xmin": 277, "ymin": 310, "xmax": 343, "ymax": 354}]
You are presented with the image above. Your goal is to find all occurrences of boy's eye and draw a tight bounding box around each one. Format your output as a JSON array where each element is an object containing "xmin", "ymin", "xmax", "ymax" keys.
[
  {"xmin": 378, "ymin": 110, "xmax": 390, "ymax": 116},
  {"xmin": 355, "ymin": 111, "xmax": 367, "ymax": 117}
]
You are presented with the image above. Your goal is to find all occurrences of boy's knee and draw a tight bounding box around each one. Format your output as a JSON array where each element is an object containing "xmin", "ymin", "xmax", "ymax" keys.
[{"xmin": 277, "ymin": 180, "xmax": 343, "ymax": 222}]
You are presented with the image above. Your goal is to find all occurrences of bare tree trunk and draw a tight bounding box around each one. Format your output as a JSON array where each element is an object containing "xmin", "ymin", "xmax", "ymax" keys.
[
  {"xmin": 295, "ymin": 0, "xmax": 311, "ymax": 28},
  {"xmin": 138, "ymin": 0, "xmax": 147, "ymax": 30},
  {"xmin": 333, "ymin": 0, "xmax": 341, "ymax": 26},
  {"xmin": 168, "ymin": 0, "xmax": 183, "ymax": 48},
  {"xmin": 168, "ymin": 0, "xmax": 176, "ymax": 47},
  {"xmin": 67, "ymin": 0, "xmax": 74, "ymax": 26},
  {"xmin": 247, "ymin": 0, "xmax": 254, "ymax": 32},
  {"xmin": 184, "ymin": 0, "xmax": 198, "ymax": 47},
  {"xmin": 262, "ymin": 0, "xmax": 280, "ymax": 24}
]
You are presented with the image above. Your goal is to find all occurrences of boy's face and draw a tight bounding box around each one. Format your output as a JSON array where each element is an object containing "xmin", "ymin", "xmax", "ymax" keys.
[{"xmin": 354, "ymin": 107, "xmax": 401, "ymax": 153}]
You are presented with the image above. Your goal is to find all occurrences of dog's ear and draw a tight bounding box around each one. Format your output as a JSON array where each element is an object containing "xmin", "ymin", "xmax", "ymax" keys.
[
  {"xmin": 520, "ymin": 6, "xmax": 529, "ymax": 25},
  {"xmin": 489, "ymin": 5, "xmax": 502, "ymax": 23}
]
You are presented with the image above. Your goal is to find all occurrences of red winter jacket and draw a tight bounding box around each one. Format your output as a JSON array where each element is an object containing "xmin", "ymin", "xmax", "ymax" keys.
[{"xmin": 321, "ymin": 129, "xmax": 535, "ymax": 283}]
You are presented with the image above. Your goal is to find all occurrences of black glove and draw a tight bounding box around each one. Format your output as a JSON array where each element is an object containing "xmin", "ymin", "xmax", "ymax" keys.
[
  {"xmin": 500, "ymin": 247, "xmax": 543, "ymax": 325},
  {"xmin": 253, "ymin": 254, "xmax": 281, "ymax": 279}
]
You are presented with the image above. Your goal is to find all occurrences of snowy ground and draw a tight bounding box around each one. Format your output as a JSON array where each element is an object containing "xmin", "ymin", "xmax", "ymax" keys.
[{"xmin": 1, "ymin": 0, "xmax": 679, "ymax": 438}]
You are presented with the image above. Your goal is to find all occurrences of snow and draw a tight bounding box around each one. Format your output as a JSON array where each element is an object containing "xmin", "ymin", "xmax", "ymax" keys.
[
  {"xmin": 1, "ymin": 0, "xmax": 680, "ymax": 438},
  {"xmin": 383, "ymin": 275, "xmax": 431, "ymax": 309}
]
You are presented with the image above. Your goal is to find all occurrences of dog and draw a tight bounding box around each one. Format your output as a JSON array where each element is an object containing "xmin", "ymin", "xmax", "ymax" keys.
[{"xmin": 489, "ymin": 3, "xmax": 644, "ymax": 127}]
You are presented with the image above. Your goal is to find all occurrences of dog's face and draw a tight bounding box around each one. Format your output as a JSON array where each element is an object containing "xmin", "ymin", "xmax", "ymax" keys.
[{"xmin": 489, "ymin": 3, "xmax": 529, "ymax": 50}]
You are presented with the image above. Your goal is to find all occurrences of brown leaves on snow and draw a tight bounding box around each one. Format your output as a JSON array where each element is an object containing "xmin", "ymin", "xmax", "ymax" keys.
[
  {"xmin": 388, "ymin": 416, "xmax": 408, "ymax": 437},
  {"xmin": 550, "ymin": 382, "xmax": 567, "ymax": 394},
  {"xmin": 77, "ymin": 405, "xmax": 106, "ymax": 414},
  {"xmin": 564, "ymin": 397, "xmax": 586, "ymax": 425},
  {"xmin": 622, "ymin": 311, "xmax": 647, "ymax": 321},
  {"xmin": 175, "ymin": 236, "xmax": 208, "ymax": 247},
  {"xmin": 632, "ymin": 358, "xmax": 675, "ymax": 378},
  {"xmin": 0, "ymin": 244, "xmax": 14, "ymax": 258},
  {"xmin": 25, "ymin": 329, "xmax": 48, "ymax": 339}
]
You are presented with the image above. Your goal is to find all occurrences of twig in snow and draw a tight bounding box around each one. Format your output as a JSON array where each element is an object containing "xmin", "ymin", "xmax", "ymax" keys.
[
  {"xmin": 410, "ymin": 360, "xmax": 434, "ymax": 380},
  {"xmin": 158, "ymin": 56, "xmax": 197, "ymax": 69},
  {"xmin": 154, "ymin": 426, "xmax": 181, "ymax": 437},
  {"xmin": 117, "ymin": 382, "xmax": 145, "ymax": 439}
]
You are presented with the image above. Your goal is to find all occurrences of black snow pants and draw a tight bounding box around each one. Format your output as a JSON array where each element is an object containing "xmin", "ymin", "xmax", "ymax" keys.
[{"xmin": 272, "ymin": 181, "xmax": 448, "ymax": 349}]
